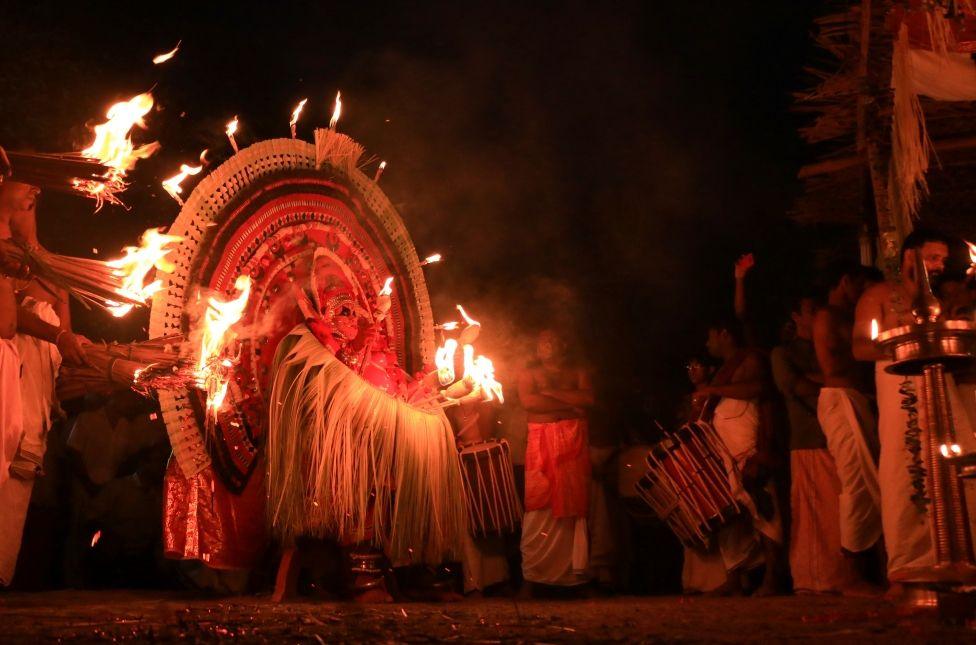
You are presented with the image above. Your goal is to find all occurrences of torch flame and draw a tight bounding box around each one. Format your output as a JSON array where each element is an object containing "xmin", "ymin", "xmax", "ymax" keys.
[
  {"xmin": 196, "ymin": 275, "xmax": 252, "ymax": 414},
  {"xmin": 290, "ymin": 98, "xmax": 308, "ymax": 132},
  {"xmin": 870, "ymin": 318, "xmax": 879, "ymax": 341},
  {"xmin": 436, "ymin": 321, "xmax": 460, "ymax": 331},
  {"xmin": 435, "ymin": 338, "xmax": 458, "ymax": 386},
  {"xmin": 456, "ymin": 304, "xmax": 480, "ymax": 327},
  {"xmin": 330, "ymin": 91, "xmax": 342, "ymax": 129},
  {"xmin": 421, "ymin": 253, "xmax": 442, "ymax": 266},
  {"xmin": 379, "ymin": 276, "xmax": 394, "ymax": 297},
  {"xmin": 966, "ymin": 240, "xmax": 976, "ymax": 273},
  {"xmin": 461, "ymin": 344, "xmax": 504, "ymax": 403},
  {"xmin": 90, "ymin": 530, "xmax": 102, "ymax": 548},
  {"xmin": 226, "ymin": 116, "xmax": 239, "ymax": 137},
  {"xmin": 75, "ymin": 92, "xmax": 160, "ymax": 206},
  {"xmin": 161, "ymin": 163, "xmax": 203, "ymax": 205},
  {"xmin": 105, "ymin": 228, "xmax": 183, "ymax": 317},
  {"xmin": 152, "ymin": 40, "xmax": 181, "ymax": 64}
]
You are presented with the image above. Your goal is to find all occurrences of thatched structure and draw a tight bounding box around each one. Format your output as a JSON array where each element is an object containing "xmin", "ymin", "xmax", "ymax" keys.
[{"xmin": 795, "ymin": 0, "xmax": 976, "ymax": 264}]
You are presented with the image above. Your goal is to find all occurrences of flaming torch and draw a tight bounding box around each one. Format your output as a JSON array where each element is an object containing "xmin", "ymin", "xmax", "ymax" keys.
[
  {"xmin": 422, "ymin": 253, "xmax": 442, "ymax": 266},
  {"xmin": 456, "ymin": 304, "xmax": 482, "ymax": 345},
  {"xmin": 226, "ymin": 116, "xmax": 240, "ymax": 154},
  {"xmin": 374, "ymin": 160, "xmax": 387, "ymax": 182},
  {"xmin": 435, "ymin": 338, "xmax": 458, "ymax": 386},
  {"xmin": 329, "ymin": 91, "xmax": 342, "ymax": 130},
  {"xmin": 290, "ymin": 98, "xmax": 308, "ymax": 138},
  {"xmin": 75, "ymin": 92, "xmax": 161, "ymax": 208},
  {"xmin": 966, "ymin": 240, "xmax": 976, "ymax": 279},
  {"xmin": 161, "ymin": 162, "xmax": 203, "ymax": 205},
  {"xmin": 196, "ymin": 275, "xmax": 252, "ymax": 416},
  {"xmin": 105, "ymin": 228, "xmax": 183, "ymax": 317}
]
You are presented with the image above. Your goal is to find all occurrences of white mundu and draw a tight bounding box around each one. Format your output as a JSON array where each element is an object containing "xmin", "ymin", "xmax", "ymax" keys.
[{"xmin": 817, "ymin": 386, "xmax": 882, "ymax": 553}]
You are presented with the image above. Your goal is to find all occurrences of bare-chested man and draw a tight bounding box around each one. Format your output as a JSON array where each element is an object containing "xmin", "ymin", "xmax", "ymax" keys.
[
  {"xmin": 851, "ymin": 229, "xmax": 973, "ymax": 585},
  {"xmin": 0, "ymin": 178, "xmax": 88, "ymax": 586},
  {"xmin": 0, "ymin": 173, "xmax": 25, "ymax": 496},
  {"xmin": 518, "ymin": 329, "xmax": 594, "ymax": 595},
  {"xmin": 684, "ymin": 317, "xmax": 782, "ymax": 595},
  {"xmin": 813, "ymin": 262, "xmax": 884, "ymax": 593}
]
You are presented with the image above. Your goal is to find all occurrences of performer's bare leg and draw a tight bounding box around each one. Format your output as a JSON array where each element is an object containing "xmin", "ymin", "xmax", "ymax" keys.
[
  {"xmin": 754, "ymin": 535, "xmax": 781, "ymax": 596},
  {"xmin": 272, "ymin": 546, "xmax": 302, "ymax": 602}
]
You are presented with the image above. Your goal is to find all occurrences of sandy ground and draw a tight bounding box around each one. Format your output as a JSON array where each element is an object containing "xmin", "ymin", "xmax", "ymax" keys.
[{"xmin": 0, "ymin": 591, "xmax": 974, "ymax": 643}]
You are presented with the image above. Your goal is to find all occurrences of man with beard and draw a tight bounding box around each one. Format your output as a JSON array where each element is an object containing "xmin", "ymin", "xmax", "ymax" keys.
[
  {"xmin": 852, "ymin": 229, "xmax": 973, "ymax": 588},
  {"xmin": 813, "ymin": 262, "xmax": 884, "ymax": 594}
]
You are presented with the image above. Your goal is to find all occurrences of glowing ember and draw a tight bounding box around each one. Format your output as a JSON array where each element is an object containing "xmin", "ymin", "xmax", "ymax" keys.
[
  {"xmin": 379, "ymin": 276, "xmax": 394, "ymax": 297},
  {"xmin": 420, "ymin": 253, "xmax": 442, "ymax": 266},
  {"xmin": 161, "ymin": 163, "xmax": 203, "ymax": 205},
  {"xmin": 290, "ymin": 98, "xmax": 308, "ymax": 138},
  {"xmin": 196, "ymin": 275, "xmax": 252, "ymax": 414},
  {"xmin": 90, "ymin": 530, "xmax": 102, "ymax": 547},
  {"xmin": 226, "ymin": 116, "xmax": 240, "ymax": 153},
  {"xmin": 435, "ymin": 338, "xmax": 458, "ymax": 386},
  {"xmin": 106, "ymin": 228, "xmax": 182, "ymax": 317},
  {"xmin": 330, "ymin": 91, "xmax": 342, "ymax": 129},
  {"xmin": 870, "ymin": 318, "xmax": 879, "ymax": 341},
  {"xmin": 152, "ymin": 40, "xmax": 181, "ymax": 64},
  {"xmin": 75, "ymin": 92, "xmax": 160, "ymax": 206}
]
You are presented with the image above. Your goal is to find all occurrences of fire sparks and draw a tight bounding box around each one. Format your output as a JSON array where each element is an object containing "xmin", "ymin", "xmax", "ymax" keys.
[
  {"xmin": 105, "ymin": 228, "xmax": 182, "ymax": 317},
  {"xmin": 226, "ymin": 116, "xmax": 240, "ymax": 153},
  {"xmin": 152, "ymin": 40, "xmax": 181, "ymax": 64},
  {"xmin": 290, "ymin": 98, "xmax": 308, "ymax": 138},
  {"xmin": 161, "ymin": 163, "xmax": 203, "ymax": 205},
  {"xmin": 196, "ymin": 275, "xmax": 252, "ymax": 414},
  {"xmin": 870, "ymin": 318, "xmax": 879, "ymax": 341},
  {"xmin": 330, "ymin": 91, "xmax": 342, "ymax": 129},
  {"xmin": 75, "ymin": 92, "xmax": 160, "ymax": 207},
  {"xmin": 420, "ymin": 253, "xmax": 442, "ymax": 266},
  {"xmin": 374, "ymin": 160, "xmax": 387, "ymax": 182},
  {"xmin": 435, "ymin": 338, "xmax": 458, "ymax": 386},
  {"xmin": 379, "ymin": 276, "xmax": 394, "ymax": 297}
]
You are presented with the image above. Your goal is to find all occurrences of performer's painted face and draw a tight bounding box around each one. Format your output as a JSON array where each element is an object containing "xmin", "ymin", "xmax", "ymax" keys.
[{"xmin": 332, "ymin": 302, "xmax": 361, "ymax": 341}]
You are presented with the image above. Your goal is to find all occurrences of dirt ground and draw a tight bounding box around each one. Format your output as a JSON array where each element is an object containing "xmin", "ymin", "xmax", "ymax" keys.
[{"xmin": 0, "ymin": 591, "xmax": 974, "ymax": 643}]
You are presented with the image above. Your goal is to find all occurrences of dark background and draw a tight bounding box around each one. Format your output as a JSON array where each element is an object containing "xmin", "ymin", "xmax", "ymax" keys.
[{"xmin": 0, "ymin": 0, "xmax": 845, "ymax": 438}]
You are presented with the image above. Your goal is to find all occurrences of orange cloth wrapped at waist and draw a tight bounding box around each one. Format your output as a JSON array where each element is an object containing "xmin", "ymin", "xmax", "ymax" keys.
[{"xmin": 524, "ymin": 419, "xmax": 590, "ymax": 518}]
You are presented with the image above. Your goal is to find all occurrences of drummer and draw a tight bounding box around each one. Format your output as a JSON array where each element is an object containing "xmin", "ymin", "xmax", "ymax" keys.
[{"xmin": 685, "ymin": 316, "xmax": 783, "ymax": 596}]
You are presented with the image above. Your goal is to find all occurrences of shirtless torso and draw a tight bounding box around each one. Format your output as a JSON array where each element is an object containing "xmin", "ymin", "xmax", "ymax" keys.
[
  {"xmin": 814, "ymin": 304, "xmax": 867, "ymax": 391},
  {"xmin": 853, "ymin": 280, "xmax": 917, "ymax": 363},
  {"xmin": 518, "ymin": 363, "xmax": 593, "ymax": 424}
]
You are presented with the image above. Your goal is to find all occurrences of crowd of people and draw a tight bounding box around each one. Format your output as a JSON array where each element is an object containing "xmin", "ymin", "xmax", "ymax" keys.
[
  {"xmin": 4, "ymin": 169, "xmax": 976, "ymax": 602},
  {"xmin": 676, "ymin": 230, "xmax": 976, "ymax": 597}
]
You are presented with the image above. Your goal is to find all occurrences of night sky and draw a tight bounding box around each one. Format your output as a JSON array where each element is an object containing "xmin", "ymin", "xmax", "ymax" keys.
[{"xmin": 0, "ymin": 1, "xmax": 837, "ymax": 438}]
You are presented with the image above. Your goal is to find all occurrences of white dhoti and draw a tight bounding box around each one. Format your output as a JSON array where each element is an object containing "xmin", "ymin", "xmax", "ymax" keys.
[
  {"xmin": 682, "ymin": 398, "xmax": 782, "ymax": 592},
  {"xmin": 876, "ymin": 362, "xmax": 976, "ymax": 576},
  {"xmin": 0, "ymin": 339, "xmax": 22, "ymax": 488},
  {"xmin": 521, "ymin": 510, "xmax": 589, "ymax": 586},
  {"xmin": 817, "ymin": 387, "xmax": 882, "ymax": 553},
  {"xmin": 0, "ymin": 299, "xmax": 61, "ymax": 585},
  {"xmin": 459, "ymin": 531, "xmax": 509, "ymax": 593}
]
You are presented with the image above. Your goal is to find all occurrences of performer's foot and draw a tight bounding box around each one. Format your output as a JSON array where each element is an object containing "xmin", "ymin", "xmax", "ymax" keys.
[{"xmin": 348, "ymin": 548, "xmax": 393, "ymax": 603}]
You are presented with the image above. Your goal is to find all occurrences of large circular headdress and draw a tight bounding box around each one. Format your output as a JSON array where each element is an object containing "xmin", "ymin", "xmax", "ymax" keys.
[{"xmin": 150, "ymin": 130, "xmax": 435, "ymax": 480}]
